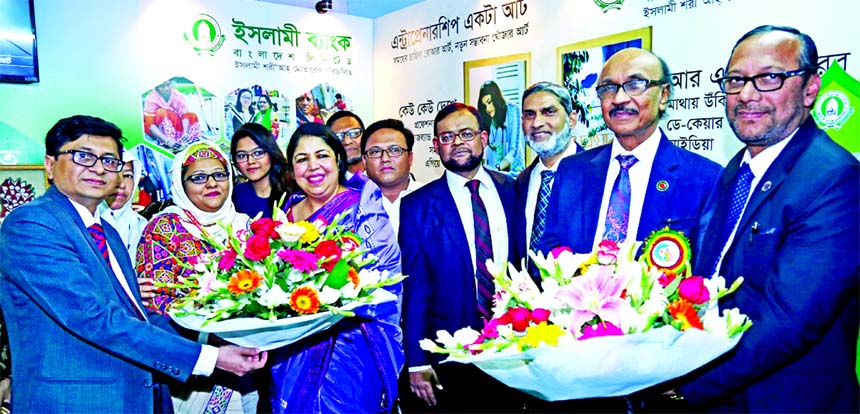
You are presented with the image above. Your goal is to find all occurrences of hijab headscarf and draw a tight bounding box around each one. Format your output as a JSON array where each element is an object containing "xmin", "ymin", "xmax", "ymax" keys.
[
  {"xmin": 99, "ymin": 150, "xmax": 148, "ymax": 261},
  {"xmin": 159, "ymin": 142, "xmax": 249, "ymax": 242}
]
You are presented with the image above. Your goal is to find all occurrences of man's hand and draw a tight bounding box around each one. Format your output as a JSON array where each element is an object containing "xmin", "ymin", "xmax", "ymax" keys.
[
  {"xmin": 215, "ymin": 345, "xmax": 267, "ymax": 377},
  {"xmin": 0, "ymin": 377, "xmax": 10, "ymax": 403},
  {"xmin": 409, "ymin": 368, "xmax": 443, "ymax": 406}
]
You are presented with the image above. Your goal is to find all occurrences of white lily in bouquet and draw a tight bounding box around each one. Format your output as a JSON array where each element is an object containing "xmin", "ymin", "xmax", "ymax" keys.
[
  {"xmin": 163, "ymin": 209, "xmax": 404, "ymax": 350},
  {"xmin": 420, "ymin": 228, "xmax": 752, "ymax": 400}
]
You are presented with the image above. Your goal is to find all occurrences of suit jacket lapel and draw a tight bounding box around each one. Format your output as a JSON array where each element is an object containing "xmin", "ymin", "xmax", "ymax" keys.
[
  {"xmin": 640, "ymin": 132, "xmax": 681, "ymax": 237},
  {"xmin": 430, "ymin": 180, "xmax": 472, "ymax": 274},
  {"xmin": 582, "ymin": 146, "xmax": 611, "ymax": 240}
]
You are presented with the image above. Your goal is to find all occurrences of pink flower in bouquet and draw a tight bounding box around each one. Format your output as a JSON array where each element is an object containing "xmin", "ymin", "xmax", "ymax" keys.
[
  {"xmin": 245, "ymin": 234, "xmax": 271, "ymax": 261},
  {"xmin": 532, "ymin": 308, "xmax": 551, "ymax": 324},
  {"xmin": 277, "ymin": 249, "xmax": 319, "ymax": 272},
  {"xmin": 658, "ymin": 271, "xmax": 677, "ymax": 288},
  {"xmin": 508, "ymin": 307, "xmax": 533, "ymax": 332},
  {"xmin": 481, "ymin": 317, "xmax": 502, "ymax": 339},
  {"xmin": 578, "ymin": 321, "xmax": 624, "ymax": 340},
  {"xmin": 550, "ymin": 246, "xmax": 572, "ymax": 258},
  {"xmin": 596, "ymin": 240, "xmax": 620, "ymax": 265},
  {"xmin": 250, "ymin": 217, "xmax": 281, "ymax": 239},
  {"xmin": 314, "ymin": 240, "xmax": 342, "ymax": 272},
  {"xmin": 218, "ymin": 248, "xmax": 237, "ymax": 271},
  {"xmin": 678, "ymin": 276, "xmax": 710, "ymax": 304},
  {"xmin": 558, "ymin": 265, "xmax": 628, "ymax": 336}
]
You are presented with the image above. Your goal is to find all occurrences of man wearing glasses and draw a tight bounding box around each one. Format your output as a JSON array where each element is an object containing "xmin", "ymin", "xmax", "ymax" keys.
[
  {"xmin": 0, "ymin": 115, "xmax": 267, "ymax": 412},
  {"xmin": 360, "ymin": 119, "xmax": 423, "ymax": 237},
  {"xmin": 326, "ymin": 110, "xmax": 366, "ymax": 178},
  {"xmin": 400, "ymin": 103, "xmax": 534, "ymax": 412},
  {"xmin": 540, "ymin": 48, "xmax": 721, "ymax": 262},
  {"xmin": 665, "ymin": 26, "xmax": 859, "ymax": 412}
]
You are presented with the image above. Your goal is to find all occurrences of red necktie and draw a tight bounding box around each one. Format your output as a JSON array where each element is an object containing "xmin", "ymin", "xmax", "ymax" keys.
[{"xmin": 467, "ymin": 180, "xmax": 495, "ymax": 319}]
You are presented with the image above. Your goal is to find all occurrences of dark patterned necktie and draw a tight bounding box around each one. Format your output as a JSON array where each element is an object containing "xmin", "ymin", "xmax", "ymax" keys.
[
  {"xmin": 603, "ymin": 154, "xmax": 638, "ymax": 242},
  {"xmin": 528, "ymin": 170, "xmax": 555, "ymax": 276},
  {"xmin": 708, "ymin": 163, "xmax": 754, "ymax": 276},
  {"xmin": 467, "ymin": 180, "xmax": 495, "ymax": 319},
  {"xmin": 87, "ymin": 223, "xmax": 111, "ymax": 267}
]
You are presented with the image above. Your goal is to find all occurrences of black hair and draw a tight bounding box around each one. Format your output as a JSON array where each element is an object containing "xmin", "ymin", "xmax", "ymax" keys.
[
  {"xmin": 731, "ymin": 25, "xmax": 818, "ymax": 72},
  {"xmin": 286, "ymin": 123, "xmax": 348, "ymax": 185},
  {"xmin": 361, "ymin": 119, "xmax": 415, "ymax": 153},
  {"xmin": 230, "ymin": 122, "xmax": 293, "ymax": 203},
  {"xmin": 325, "ymin": 110, "xmax": 365, "ymax": 130},
  {"xmin": 234, "ymin": 88, "xmax": 255, "ymax": 116},
  {"xmin": 433, "ymin": 102, "xmax": 481, "ymax": 137},
  {"xmin": 477, "ymin": 80, "xmax": 508, "ymax": 129},
  {"xmin": 45, "ymin": 115, "xmax": 125, "ymax": 157}
]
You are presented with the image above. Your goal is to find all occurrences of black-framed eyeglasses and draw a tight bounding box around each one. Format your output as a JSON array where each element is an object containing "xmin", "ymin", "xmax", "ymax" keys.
[
  {"xmin": 56, "ymin": 150, "xmax": 125, "ymax": 172},
  {"xmin": 437, "ymin": 128, "xmax": 479, "ymax": 145},
  {"xmin": 335, "ymin": 128, "xmax": 362, "ymax": 141},
  {"xmin": 714, "ymin": 68, "xmax": 813, "ymax": 94},
  {"xmin": 595, "ymin": 79, "xmax": 668, "ymax": 100},
  {"xmin": 184, "ymin": 171, "xmax": 230, "ymax": 184},
  {"xmin": 235, "ymin": 148, "xmax": 267, "ymax": 163},
  {"xmin": 364, "ymin": 146, "xmax": 408, "ymax": 159}
]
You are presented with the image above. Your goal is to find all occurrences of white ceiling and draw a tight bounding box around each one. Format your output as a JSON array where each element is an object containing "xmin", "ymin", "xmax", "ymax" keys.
[{"xmin": 255, "ymin": 0, "xmax": 425, "ymax": 19}]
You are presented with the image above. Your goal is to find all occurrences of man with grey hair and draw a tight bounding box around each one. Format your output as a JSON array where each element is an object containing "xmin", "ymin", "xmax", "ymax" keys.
[
  {"xmin": 513, "ymin": 81, "xmax": 582, "ymax": 276},
  {"xmin": 540, "ymin": 48, "xmax": 721, "ymax": 259}
]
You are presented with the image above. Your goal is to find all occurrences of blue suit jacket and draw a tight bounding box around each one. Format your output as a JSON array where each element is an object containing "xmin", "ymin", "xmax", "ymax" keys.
[
  {"xmin": 540, "ymin": 130, "xmax": 721, "ymax": 255},
  {"xmin": 400, "ymin": 169, "xmax": 515, "ymax": 367},
  {"xmin": 512, "ymin": 143, "xmax": 582, "ymax": 267},
  {"xmin": 680, "ymin": 118, "xmax": 860, "ymax": 412},
  {"xmin": 0, "ymin": 186, "xmax": 202, "ymax": 412}
]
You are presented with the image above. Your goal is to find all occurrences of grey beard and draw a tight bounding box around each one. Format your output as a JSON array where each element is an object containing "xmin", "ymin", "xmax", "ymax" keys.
[{"xmin": 528, "ymin": 122, "xmax": 572, "ymax": 158}]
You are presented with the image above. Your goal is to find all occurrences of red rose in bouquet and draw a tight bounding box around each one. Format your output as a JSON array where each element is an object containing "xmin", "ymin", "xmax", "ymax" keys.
[
  {"xmin": 245, "ymin": 234, "xmax": 271, "ymax": 261},
  {"xmin": 315, "ymin": 240, "xmax": 343, "ymax": 272}
]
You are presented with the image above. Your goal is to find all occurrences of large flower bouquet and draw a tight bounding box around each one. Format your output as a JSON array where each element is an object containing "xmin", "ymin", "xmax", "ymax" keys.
[
  {"xmin": 420, "ymin": 228, "xmax": 752, "ymax": 400},
  {"xmin": 167, "ymin": 210, "xmax": 404, "ymax": 350}
]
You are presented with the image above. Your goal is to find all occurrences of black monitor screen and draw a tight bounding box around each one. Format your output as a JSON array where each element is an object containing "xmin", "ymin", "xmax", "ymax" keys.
[{"xmin": 0, "ymin": 0, "xmax": 39, "ymax": 84}]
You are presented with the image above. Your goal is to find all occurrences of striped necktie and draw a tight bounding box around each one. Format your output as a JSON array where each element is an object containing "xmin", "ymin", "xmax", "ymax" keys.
[
  {"xmin": 467, "ymin": 180, "xmax": 495, "ymax": 319},
  {"xmin": 603, "ymin": 154, "xmax": 638, "ymax": 242},
  {"xmin": 528, "ymin": 170, "xmax": 554, "ymax": 276},
  {"xmin": 709, "ymin": 163, "xmax": 754, "ymax": 276},
  {"xmin": 87, "ymin": 223, "xmax": 111, "ymax": 267}
]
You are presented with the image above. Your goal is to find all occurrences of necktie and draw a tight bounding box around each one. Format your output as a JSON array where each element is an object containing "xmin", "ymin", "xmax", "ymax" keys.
[
  {"xmin": 467, "ymin": 180, "xmax": 495, "ymax": 319},
  {"xmin": 527, "ymin": 170, "xmax": 554, "ymax": 276},
  {"xmin": 603, "ymin": 155, "xmax": 639, "ymax": 242},
  {"xmin": 708, "ymin": 163, "xmax": 754, "ymax": 276},
  {"xmin": 87, "ymin": 223, "xmax": 111, "ymax": 267}
]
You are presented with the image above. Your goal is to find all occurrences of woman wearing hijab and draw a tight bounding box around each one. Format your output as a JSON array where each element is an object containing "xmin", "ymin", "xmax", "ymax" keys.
[{"xmin": 137, "ymin": 142, "xmax": 249, "ymax": 414}]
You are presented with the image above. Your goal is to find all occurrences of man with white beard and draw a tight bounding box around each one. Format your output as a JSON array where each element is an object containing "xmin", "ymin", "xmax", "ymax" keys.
[{"xmin": 513, "ymin": 81, "xmax": 581, "ymax": 278}]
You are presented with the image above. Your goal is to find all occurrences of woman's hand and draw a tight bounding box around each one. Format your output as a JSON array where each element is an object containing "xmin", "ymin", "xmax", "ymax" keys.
[{"xmin": 137, "ymin": 277, "xmax": 157, "ymax": 304}]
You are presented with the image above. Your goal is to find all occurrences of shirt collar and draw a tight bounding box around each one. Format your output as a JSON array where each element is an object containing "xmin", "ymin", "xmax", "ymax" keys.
[
  {"xmin": 610, "ymin": 127, "xmax": 662, "ymax": 164},
  {"xmin": 740, "ymin": 128, "xmax": 797, "ymax": 178},
  {"xmin": 536, "ymin": 139, "xmax": 580, "ymax": 174},
  {"xmin": 68, "ymin": 197, "xmax": 102, "ymax": 227},
  {"xmin": 445, "ymin": 167, "xmax": 494, "ymax": 192}
]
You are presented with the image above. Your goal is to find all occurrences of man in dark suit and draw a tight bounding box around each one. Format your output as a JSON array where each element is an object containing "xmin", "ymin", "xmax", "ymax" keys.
[
  {"xmin": 400, "ymin": 103, "xmax": 528, "ymax": 412},
  {"xmin": 0, "ymin": 115, "xmax": 267, "ymax": 412},
  {"xmin": 513, "ymin": 81, "xmax": 582, "ymax": 274},
  {"xmin": 665, "ymin": 25, "xmax": 859, "ymax": 412},
  {"xmin": 541, "ymin": 48, "xmax": 721, "ymax": 256}
]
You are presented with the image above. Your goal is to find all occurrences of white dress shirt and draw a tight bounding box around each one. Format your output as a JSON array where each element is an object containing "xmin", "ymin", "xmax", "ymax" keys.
[
  {"xmin": 524, "ymin": 142, "xmax": 580, "ymax": 248},
  {"xmin": 69, "ymin": 198, "xmax": 218, "ymax": 376},
  {"xmin": 384, "ymin": 178, "xmax": 424, "ymax": 239},
  {"xmin": 592, "ymin": 128, "xmax": 662, "ymax": 248},
  {"xmin": 710, "ymin": 130, "xmax": 796, "ymax": 277},
  {"xmin": 445, "ymin": 168, "xmax": 509, "ymax": 275}
]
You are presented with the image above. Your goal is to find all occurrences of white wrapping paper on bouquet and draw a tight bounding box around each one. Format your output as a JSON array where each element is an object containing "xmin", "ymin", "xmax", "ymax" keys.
[
  {"xmin": 171, "ymin": 289, "xmax": 398, "ymax": 351},
  {"xmin": 445, "ymin": 326, "xmax": 741, "ymax": 401}
]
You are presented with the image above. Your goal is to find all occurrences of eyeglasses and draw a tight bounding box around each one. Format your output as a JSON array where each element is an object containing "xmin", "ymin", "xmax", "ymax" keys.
[
  {"xmin": 595, "ymin": 79, "xmax": 667, "ymax": 100},
  {"xmin": 56, "ymin": 150, "xmax": 125, "ymax": 172},
  {"xmin": 184, "ymin": 171, "xmax": 230, "ymax": 184},
  {"xmin": 235, "ymin": 148, "xmax": 267, "ymax": 163},
  {"xmin": 364, "ymin": 146, "xmax": 407, "ymax": 159},
  {"xmin": 714, "ymin": 69, "xmax": 812, "ymax": 94},
  {"xmin": 437, "ymin": 128, "xmax": 479, "ymax": 145},
  {"xmin": 335, "ymin": 128, "xmax": 362, "ymax": 141}
]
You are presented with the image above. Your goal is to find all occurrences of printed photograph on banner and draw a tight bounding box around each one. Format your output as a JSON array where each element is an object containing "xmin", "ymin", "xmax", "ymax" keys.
[
  {"xmin": 557, "ymin": 27, "xmax": 652, "ymax": 149},
  {"xmin": 295, "ymin": 91, "xmax": 325, "ymax": 126},
  {"xmin": 0, "ymin": 164, "xmax": 46, "ymax": 227},
  {"xmin": 312, "ymin": 83, "xmax": 352, "ymax": 124},
  {"xmin": 224, "ymin": 85, "xmax": 291, "ymax": 148},
  {"xmin": 464, "ymin": 53, "xmax": 531, "ymax": 176},
  {"xmin": 141, "ymin": 76, "xmax": 220, "ymax": 155},
  {"xmin": 134, "ymin": 145, "xmax": 174, "ymax": 218}
]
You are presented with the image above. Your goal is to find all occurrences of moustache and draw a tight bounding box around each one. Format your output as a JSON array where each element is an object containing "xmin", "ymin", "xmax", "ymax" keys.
[{"xmin": 609, "ymin": 106, "xmax": 638, "ymax": 117}]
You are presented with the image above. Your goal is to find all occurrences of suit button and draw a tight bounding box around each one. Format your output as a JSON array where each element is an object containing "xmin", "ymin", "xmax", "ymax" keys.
[
  {"xmin": 172, "ymin": 368, "xmax": 181, "ymax": 375},
  {"xmin": 143, "ymin": 378, "xmax": 153, "ymax": 388}
]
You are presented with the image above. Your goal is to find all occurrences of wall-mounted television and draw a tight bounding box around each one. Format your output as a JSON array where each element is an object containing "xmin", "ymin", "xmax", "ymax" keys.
[{"xmin": 0, "ymin": 0, "xmax": 39, "ymax": 84}]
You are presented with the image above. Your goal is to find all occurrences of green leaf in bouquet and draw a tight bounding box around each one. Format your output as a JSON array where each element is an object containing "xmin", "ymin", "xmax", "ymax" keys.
[{"xmin": 323, "ymin": 259, "xmax": 350, "ymax": 289}]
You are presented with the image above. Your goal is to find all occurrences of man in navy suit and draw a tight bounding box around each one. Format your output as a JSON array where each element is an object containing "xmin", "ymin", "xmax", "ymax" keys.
[
  {"xmin": 400, "ymin": 103, "xmax": 530, "ymax": 412},
  {"xmin": 0, "ymin": 115, "xmax": 267, "ymax": 412},
  {"xmin": 513, "ymin": 81, "xmax": 582, "ymax": 275},
  {"xmin": 541, "ymin": 48, "xmax": 721, "ymax": 256},
  {"xmin": 664, "ymin": 25, "xmax": 859, "ymax": 412}
]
